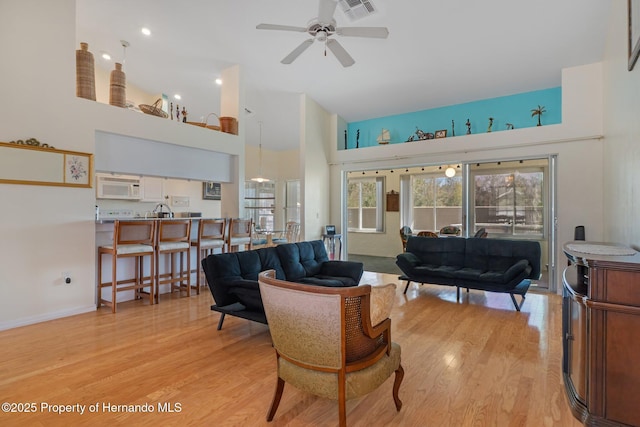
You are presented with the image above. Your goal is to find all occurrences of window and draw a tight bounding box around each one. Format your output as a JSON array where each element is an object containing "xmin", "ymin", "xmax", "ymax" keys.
[
  {"xmin": 244, "ymin": 180, "xmax": 275, "ymax": 230},
  {"xmin": 284, "ymin": 180, "xmax": 301, "ymax": 224},
  {"xmin": 347, "ymin": 177, "xmax": 384, "ymax": 232},
  {"xmin": 471, "ymin": 163, "xmax": 545, "ymax": 237},
  {"xmin": 407, "ymin": 174, "xmax": 462, "ymax": 231}
]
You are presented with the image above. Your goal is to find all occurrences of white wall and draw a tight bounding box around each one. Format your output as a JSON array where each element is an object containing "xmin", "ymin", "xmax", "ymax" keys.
[
  {"xmin": 301, "ymin": 95, "xmax": 333, "ymax": 241},
  {"xmin": 602, "ymin": 1, "xmax": 640, "ymax": 247},
  {"xmin": 330, "ymin": 62, "xmax": 605, "ymax": 293},
  {"xmin": 0, "ymin": 0, "xmax": 244, "ymax": 330}
]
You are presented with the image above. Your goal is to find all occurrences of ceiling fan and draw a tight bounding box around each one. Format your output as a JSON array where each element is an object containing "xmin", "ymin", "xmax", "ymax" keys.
[{"xmin": 256, "ymin": 0, "xmax": 389, "ymax": 67}]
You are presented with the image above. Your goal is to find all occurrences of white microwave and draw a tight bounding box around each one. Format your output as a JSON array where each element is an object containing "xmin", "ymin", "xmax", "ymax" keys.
[{"xmin": 96, "ymin": 174, "xmax": 142, "ymax": 200}]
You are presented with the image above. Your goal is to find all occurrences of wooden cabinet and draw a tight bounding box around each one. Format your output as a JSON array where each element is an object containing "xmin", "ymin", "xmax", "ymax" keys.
[{"xmin": 563, "ymin": 242, "xmax": 640, "ymax": 427}]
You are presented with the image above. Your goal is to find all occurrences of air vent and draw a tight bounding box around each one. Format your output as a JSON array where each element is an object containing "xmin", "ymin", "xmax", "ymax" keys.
[{"xmin": 338, "ymin": 0, "xmax": 377, "ymax": 22}]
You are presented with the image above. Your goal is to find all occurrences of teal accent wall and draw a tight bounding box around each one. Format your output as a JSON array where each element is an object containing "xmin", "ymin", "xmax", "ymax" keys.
[{"xmin": 344, "ymin": 87, "xmax": 561, "ymax": 149}]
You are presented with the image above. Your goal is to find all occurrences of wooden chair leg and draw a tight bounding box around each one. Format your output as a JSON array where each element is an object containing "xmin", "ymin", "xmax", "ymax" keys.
[
  {"xmin": 338, "ymin": 374, "xmax": 347, "ymax": 427},
  {"xmin": 111, "ymin": 252, "xmax": 117, "ymax": 313},
  {"xmin": 393, "ymin": 364, "xmax": 404, "ymax": 411},
  {"xmin": 266, "ymin": 377, "xmax": 285, "ymax": 421}
]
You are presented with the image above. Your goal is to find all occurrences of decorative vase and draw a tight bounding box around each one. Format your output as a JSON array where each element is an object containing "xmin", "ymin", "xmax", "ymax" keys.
[
  {"xmin": 109, "ymin": 62, "xmax": 126, "ymax": 108},
  {"xmin": 219, "ymin": 116, "xmax": 238, "ymax": 135},
  {"xmin": 75, "ymin": 42, "xmax": 96, "ymax": 101}
]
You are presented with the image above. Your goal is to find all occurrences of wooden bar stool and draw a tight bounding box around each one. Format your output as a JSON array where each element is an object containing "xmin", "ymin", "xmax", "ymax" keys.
[
  {"xmin": 191, "ymin": 218, "xmax": 227, "ymax": 294},
  {"xmin": 97, "ymin": 220, "xmax": 156, "ymax": 313},
  {"xmin": 155, "ymin": 219, "xmax": 192, "ymax": 302},
  {"xmin": 227, "ymin": 218, "xmax": 253, "ymax": 252}
]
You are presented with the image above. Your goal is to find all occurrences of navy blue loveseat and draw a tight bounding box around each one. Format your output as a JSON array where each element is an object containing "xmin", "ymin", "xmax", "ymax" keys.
[
  {"xmin": 396, "ymin": 236, "xmax": 541, "ymax": 311},
  {"xmin": 202, "ymin": 240, "xmax": 364, "ymax": 329}
]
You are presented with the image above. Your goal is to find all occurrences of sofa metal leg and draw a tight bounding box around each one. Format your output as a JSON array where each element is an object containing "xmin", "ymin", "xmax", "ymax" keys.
[
  {"xmin": 216, "ymin": 313, "xmax": 226, "ymax": 330},
  {"xmin": 403, "ymin": 281, "xmax": 412, "ymax": 294},
  {"xmin": 510, "ymin": 293, "xmax": 526, "ymax": 311},
  {"xmin": 456, "ymin": 286, "xmax": 460, "ymax": 301}
]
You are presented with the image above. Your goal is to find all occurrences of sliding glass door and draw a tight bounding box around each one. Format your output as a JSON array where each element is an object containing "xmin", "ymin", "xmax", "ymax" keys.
[{"xmin": 468, "ymin": 158, "xmax": 552, "ymax": 289}]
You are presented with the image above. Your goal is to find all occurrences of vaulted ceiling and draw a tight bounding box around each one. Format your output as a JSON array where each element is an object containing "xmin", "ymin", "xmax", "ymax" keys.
[{"xmin": 76, "ymin": 0, "xmax": 612, "ymax": 151}]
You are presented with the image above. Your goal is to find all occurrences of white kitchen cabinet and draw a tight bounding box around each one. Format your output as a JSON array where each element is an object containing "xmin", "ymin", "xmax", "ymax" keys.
[{"xmin": 140, "ymin": 177, "xmax": 165, "ymax": 202}]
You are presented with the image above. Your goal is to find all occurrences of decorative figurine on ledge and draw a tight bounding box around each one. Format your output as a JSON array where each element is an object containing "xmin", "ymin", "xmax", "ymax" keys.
[
  {"xmin": 181, "ymin": 106, "xmax": 187, "ymax": 123},
  {"xmin": 487, "ymin": 117, "xmax": 494, "ymax": 133},
  {"xmin": 531, "ymin": 105, "xmax": 546, "ymax": 126},
  {"xmin": 176, "ymin": 104, "xmax": 180, "ymax": 122},
  {"xmin": 506, "ymin": 123, "xmax": 515, "ymax": 130},
  {"xmin": 344, "ymin": 130, "xmax": 347, "ymax": 150},
  {"xmin": 356, "ymin": 129, "xmax": 360, "ymax": 148},
  {"xmin": 415, "ymin": 127, "xmax": 434, "ymax": 140},
  {"xmin": 406, "ymin": 134, "xmax": 415, "ymax": 142},
  {"xmin": 466, "ymin": 119, "xmax": 471, "ymax": 135},
  {"xmin": 170, "ymin": 102, "xmax": 173, "ymax": 120},
  {"xmin": 451, "ymin": 119, "xmax": 455, "ymax": 137}
]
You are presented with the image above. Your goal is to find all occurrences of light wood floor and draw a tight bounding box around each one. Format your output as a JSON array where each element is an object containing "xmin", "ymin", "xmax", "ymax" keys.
[{"xmin": 0, "ymin": 272, "xmax": 580, "ymax": 427}]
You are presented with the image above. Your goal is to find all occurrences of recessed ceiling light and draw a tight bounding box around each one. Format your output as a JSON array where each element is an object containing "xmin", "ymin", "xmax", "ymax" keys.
[
  {"xmin": 141, "ymin": 27, "xmax": 151, "ymax": 36},
  {"xmin": 174, "ymin": 94, "xmax": 181, "ymax": 100},
  {"xmin": 101, "ymin": 52, "xmax": 111, "ymax": 60},
  {"xmin": 215, "ymin": 78, "xmax": 222, "ymax": 85}
]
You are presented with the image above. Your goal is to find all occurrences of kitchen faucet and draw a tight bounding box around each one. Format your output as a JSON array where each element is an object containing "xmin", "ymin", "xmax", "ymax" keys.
[{"xmin": 153, "ymin": 203, "xmax": 173, "ymax": 217}]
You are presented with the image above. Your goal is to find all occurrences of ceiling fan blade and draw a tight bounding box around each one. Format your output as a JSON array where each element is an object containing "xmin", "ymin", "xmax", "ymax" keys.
[
  {"xmin": 318, "ymin": 0, "xmax": 338, "ymax": 24},
  {"xmin": 326, "ymin": 39, "xmax": 355, "ymax": 67},
  {"xmin": 281, "ymin": 39, "xmax": 314, "ymax": 64},
  {"xmin": 256, "ymin": 23, "xmax": 307, "ymax": 32},
  {"xmin": 336, "ymin": 26, "xmax": 389, "ymax": 38}
]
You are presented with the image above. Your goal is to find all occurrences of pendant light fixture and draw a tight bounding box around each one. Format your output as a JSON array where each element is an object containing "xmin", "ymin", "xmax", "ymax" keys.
[
  {"xmin": 251, "ymin": 121, "xmax": 270, "ymax": 183},
  {"xmin": 445, "ymin": 166, "xmax": 456, "ymax": 177}
]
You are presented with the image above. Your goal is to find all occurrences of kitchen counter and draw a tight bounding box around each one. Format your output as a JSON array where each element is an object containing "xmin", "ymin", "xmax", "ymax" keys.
[{"xmin": 95, "ymin": 214, "xmax": 206, "ymax": 224}]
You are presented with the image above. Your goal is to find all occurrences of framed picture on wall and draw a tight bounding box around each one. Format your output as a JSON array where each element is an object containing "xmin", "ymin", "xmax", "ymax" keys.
[
  {"xmin": 630, "ymin": 0, "xmax": 640, "ymax": 71},
  {"xmin": 434, "ymin": 129, "xmax": 447, "ymax": 139},
  {"xmin": 64, "ymin": 153, "xmax": 92, "ymax": 186},
  {"xmin": 202, "ymin": 181, "xmax": 221, "ymax": 200}
]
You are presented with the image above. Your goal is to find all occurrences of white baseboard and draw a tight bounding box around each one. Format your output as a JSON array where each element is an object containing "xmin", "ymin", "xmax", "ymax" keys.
[{"xmin": 0, "ymin": 305, "xmax": 96, "ymax": 331}]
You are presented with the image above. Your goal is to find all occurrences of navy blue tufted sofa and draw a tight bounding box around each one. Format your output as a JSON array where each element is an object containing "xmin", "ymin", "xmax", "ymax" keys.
[
  {"xmin": 202, "ymin": 240, "xmax": 364, "ymax": 329},
  {"xmin": 396, "ymin": 236, "xmax": 541, "ymax": 311}
]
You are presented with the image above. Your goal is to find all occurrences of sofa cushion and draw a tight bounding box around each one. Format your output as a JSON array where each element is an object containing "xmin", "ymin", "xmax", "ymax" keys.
[
  {"xmin": 406, "ymin": 236, "xmax": 466, "ymax": 267},
  {"xmin": 276, "ymin": 240, "xmax": 329, "ymax": 281},
  {"xmin": 320, "ymin": 260, "xmax": 364, "ymax": 284},
  {"xmin": 256, "ymin": 247, "xmax": 286, "ymax": 279},
  {"xmin": 297, "ymin": 276, "xmax": 351, "ymax": 287},
  {"xmin": 227, "ymin": 286, "xmax": 263, "ymax": 311}
]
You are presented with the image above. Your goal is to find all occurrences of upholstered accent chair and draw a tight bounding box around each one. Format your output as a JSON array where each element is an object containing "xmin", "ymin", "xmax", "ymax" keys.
[
  {"xmin": 417, "ymin": 231, "xmax": 439, "ymax": 238},
  {"xmin": 474, "ymin": 227, "xmax": 488, "ymax": 238},
  {"xmin": 399, "ymin": 226, "xmax": 412, "ymax": 252},
  {"xmin": 439, "ymin": 225, "xmax": 461, "ymax": 236},
  {"xmin": 258, "ymin": 270, "xmax": 404, "ymax": 427}
]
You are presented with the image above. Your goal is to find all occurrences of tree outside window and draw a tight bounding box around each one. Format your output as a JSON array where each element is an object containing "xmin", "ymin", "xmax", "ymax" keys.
[
  {"xmin": 411, "ymin": 174, "xmax": 462, "ymax": 231},
  {"xmin": 348, "ymin": 177, "xmax": 383, "ymax": 231}
]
